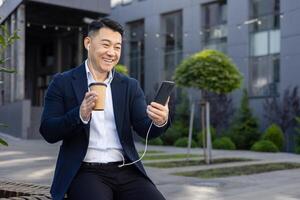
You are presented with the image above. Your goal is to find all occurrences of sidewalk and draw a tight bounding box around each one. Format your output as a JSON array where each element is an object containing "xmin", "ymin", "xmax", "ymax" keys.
[{"xmin": 1, "ymin": 132, "xmax": 300, "ymax": 200}]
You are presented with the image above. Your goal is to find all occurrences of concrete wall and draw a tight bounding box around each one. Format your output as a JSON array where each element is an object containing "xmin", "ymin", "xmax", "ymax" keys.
[
  {"xmin": 0, "ymin": 0, "xmax": 22, "ymax": 23},
  {"xmin": 110, "ymin": 0, "xmax": 300, "ymax": 131},
  {"xmin": 0, "ymin": 0, "xmax": 110, "ymax": 23},
  {"xmin": 0, "ymin": 100, "xmax": 31, "ymax": 139},
  {"xmin": 29, "ymin": 0, "xmax": 110, "ymax": 14},
  {"xmin": 280, "ymin": 0, "xmax": 300, "ymax": 90}
]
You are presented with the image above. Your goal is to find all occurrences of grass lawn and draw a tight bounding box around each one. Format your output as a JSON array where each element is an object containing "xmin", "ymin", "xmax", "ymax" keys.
[
  {"xmin": 145, "ymin": 157, "xmax": 252, "ymax": 168},
  {"xmin": 174, "ymin": 162, "xmax": 300, "ymax": 179},
  {"xmin": 138, "ymin": 150, "xmax": 165, "ymax": 154},
  {"xmin": 140, "ymin": 153, "xmax": 201, "ymax": 161}
]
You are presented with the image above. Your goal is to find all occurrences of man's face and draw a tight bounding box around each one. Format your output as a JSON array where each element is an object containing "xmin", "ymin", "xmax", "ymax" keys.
[{"xmin": 86, "ymin": 27, "xmax": 122, "ymax": 73}]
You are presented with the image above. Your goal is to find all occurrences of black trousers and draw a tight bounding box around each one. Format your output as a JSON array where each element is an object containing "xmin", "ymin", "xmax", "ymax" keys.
[{"xmin": 67, "ymin": 162, "xmax": 166, "ymax": 200}]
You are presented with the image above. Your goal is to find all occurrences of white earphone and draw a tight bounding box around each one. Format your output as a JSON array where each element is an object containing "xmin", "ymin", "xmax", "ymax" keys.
[{"xmin": 87, "ymin": 44, "xmax": 90, "ymax": 50}]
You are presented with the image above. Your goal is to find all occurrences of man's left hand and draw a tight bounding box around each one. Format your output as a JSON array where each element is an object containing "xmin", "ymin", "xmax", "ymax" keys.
[{"xmin": 147, "ymin": 99, "xmax": 169, "ymax": 126}]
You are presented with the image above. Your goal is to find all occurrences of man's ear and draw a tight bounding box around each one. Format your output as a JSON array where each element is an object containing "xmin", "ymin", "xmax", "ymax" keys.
[{"xmin": 84, "ymin": 37, "xmax": 91, "ymax": 51}]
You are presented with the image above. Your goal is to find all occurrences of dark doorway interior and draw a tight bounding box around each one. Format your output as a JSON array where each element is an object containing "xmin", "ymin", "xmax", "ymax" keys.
[{"xmin": 25, "ymin": 2, "xmax": 103, "ymax": 106}]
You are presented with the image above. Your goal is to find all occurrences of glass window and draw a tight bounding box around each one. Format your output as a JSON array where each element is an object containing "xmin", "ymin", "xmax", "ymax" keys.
[
  {"xmin": 249, "ymin": 0, "xmax": 280, "ymax": 97},
  {"xmin": 251, "ymin": 31, "xmax": 268, "ymax": 56},
  {"xmin": 162, "ymin": 11, "xmax": 183, "ymax": 80},
  {"xmin": 270, "ymin": 29, "xmax": 280, "ymax": 54},
  {"xmin": 249, "ymin": 55, "xmax": 279, "ymax": 97},
  {"xmin": 128, "ymin": 20, "xmax": 145, "ymax": 90},
  {"xmin": 202, "ymin": 0, "xmax": 227, "ymax": 53}
]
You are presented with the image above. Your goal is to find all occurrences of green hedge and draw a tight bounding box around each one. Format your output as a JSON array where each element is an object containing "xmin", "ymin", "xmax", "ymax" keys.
[
  {"xmin": 197, "ymin": 126, "xmax": 216, "ymax": 147},
  {"xmin": 148, "ymin": 137, "xmax": 163, "ymax": 146},
  {"xmin": 174, "ymin": 137, "xmax": 197, "ymax": 148},
  {"xmin": 262, "ymin": 124, "xmax": 284, "ymax": 151},
  {"xmin": 251, "ymin": 140, "xmax": 279, "ymax": 152},
  {"xmin": 161, "ymin": 121, "xmax": 188, "ymax": 145},
  {"xmin": 213, "ymin": 137, "xmax": 236, "ymax": 150}
]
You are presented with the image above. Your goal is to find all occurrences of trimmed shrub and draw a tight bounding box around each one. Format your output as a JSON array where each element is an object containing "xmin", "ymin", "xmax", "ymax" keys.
[
  {"xmin": 213, "ymin": 137, "xmax": 236, "ymax": 150},
  {"xmin": 161, "ymin": 121, "xmax": 187, "ymax": 145},
  {"xmin": 174, "ymin": 137, "xmax": 197, "ymax": 148},
  {"xmin": 148, "ymin": 137, "xmax": 163, "ymax": 146},
  {"xmin": 251, "ymin": 140, "xmax": 279, "ymax": 152},
  {"xmin": 262, "ymin": 124, "xmax": 284, "ymax": 151},
  {"xmin": 197, "ymin": 126, "xmax": 217, "ymax": 147}
]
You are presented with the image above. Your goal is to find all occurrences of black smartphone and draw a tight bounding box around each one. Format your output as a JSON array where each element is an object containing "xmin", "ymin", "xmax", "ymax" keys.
[{"xmin": 153, "ymin": 81, "xmax": 175, "ymax": 105}]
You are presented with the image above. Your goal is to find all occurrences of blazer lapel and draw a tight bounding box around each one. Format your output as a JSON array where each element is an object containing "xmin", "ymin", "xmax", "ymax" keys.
[
  {"xmin": 71, "ymin": 63, "xmax": 88, "ymax": 105},
  {"xmin": 111, "ymin": 72, "xmax": 126, "ymax": 138},
  {"xmin": 71, "ymin": 63, "xmax": 90, "ymax": 137}
]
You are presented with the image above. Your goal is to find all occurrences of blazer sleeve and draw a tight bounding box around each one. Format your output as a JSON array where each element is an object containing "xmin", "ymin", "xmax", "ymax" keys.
[
  {"xmin": 39, "ymin": 73, "xmax": 84, "ymax": 143},
  {"xmin": 130, "ymin": 79, "xmax": 169, "ymax": 139}
]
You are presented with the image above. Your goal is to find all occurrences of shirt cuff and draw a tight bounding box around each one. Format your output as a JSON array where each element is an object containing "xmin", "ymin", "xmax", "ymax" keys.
[
  {"xmin": 79, "ymin": 113, "xmax": 90, "ymax": 124},
  {"xmin": 153, "ymin": 119, "xmax": 168, "ymax": 128}
]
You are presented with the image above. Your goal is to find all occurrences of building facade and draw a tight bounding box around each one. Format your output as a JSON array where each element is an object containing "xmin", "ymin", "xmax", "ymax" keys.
[
  {"xmin": 0, "ymin": 0, "xmax": 110, "ymax": 138},
  {"xmin": 110, "ymin": 0, "xmax": 300, "ymax": 130}
]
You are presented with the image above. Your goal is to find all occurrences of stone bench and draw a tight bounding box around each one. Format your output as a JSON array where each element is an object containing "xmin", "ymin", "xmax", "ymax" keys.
[{"xmin": 0, "ymin": 180, "xmax": 52, "ymax": 199}]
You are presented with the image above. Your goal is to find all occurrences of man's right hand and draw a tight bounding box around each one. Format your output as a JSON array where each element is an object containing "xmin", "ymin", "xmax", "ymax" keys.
[{"xmin": 80, "ymin": 91, "xmax": 98, "ymax": 122}]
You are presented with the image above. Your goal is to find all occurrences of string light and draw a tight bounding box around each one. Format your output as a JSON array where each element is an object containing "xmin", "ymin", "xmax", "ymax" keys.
[
  {"xmin": 257, "ymin": 20, "xmax": 262, "ymax": 25},
  {"xmin": 25, "ymin": 22, "xmax": 84, "ymax": 32},
  {"xmin": 24, "ymin": 12, "xmax": 284, "ymax": 38}
]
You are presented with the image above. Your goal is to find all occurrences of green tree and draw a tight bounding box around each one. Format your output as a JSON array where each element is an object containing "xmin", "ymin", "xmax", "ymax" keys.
[
  {"xmin": 229, "ymin": 89, "xmax": 261, "ymax": 149},
  {"xmin": 174, "ymin": 49, "xmax": 243, "ymax": 94},
  {"xmin": 174, "ymin": 49, "xmax": 243, "ymax": 163},
  {"xmin": 0, "ymin": 20, "xmax": 20, "ymax": 146}
]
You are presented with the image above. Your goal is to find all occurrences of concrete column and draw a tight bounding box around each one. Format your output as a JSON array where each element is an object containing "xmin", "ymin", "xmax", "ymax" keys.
[
  {"xmin": 3, "ymin": 19, "xmax": 11, "ymax": 104},
  {"xmin": 15, "ymin": 3, "xmax": 25, "ymax": 100},
  {"xmin": 10, "ymin": 12, "xmax": 16, "ymax": 102}
]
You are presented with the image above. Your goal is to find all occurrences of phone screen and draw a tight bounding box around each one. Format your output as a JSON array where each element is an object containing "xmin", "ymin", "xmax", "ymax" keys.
[{"xmin": 153, "ymin": 81, "xmax": 175, "ymax": 105}]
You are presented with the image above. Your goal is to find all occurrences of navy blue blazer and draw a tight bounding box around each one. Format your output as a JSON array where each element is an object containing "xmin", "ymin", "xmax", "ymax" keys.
[{"xmin": 39, "ymin": 63, "xmax": 169, "ymax": 200}]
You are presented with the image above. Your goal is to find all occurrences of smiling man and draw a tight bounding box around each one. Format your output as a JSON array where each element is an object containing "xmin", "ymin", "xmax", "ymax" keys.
[{"xmin": 39, "ymin": 18, "xmax": 169, "ymax": 200}]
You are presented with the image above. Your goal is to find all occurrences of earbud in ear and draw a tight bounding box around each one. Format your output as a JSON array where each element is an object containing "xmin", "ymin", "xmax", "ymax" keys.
[{"xmin": 87, "ymin": 45, "xmax": 90, "ymax": 50}]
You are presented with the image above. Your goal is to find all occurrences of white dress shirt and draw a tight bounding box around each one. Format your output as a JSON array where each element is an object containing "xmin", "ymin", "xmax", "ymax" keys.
[{"xmin": 82, "ymin": 60, "xmax": 123, "ymax": 163}]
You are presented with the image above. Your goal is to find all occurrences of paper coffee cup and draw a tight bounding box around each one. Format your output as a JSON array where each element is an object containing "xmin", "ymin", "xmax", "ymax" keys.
[{"xmin": 89, "ymin": 82, "xmax": 107, "ymax": 111}]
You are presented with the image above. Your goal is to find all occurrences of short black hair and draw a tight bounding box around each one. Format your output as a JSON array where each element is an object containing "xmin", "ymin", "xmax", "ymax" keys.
[{"xmin": 88, "ymin": 18, "xmax": 124, "ymax": 37}]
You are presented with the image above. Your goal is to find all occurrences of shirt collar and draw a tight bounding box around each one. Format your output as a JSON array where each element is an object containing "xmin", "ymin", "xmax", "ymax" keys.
[{"xmin": 85, "ymin": 59, "xmax": 114, "ymax": 84}]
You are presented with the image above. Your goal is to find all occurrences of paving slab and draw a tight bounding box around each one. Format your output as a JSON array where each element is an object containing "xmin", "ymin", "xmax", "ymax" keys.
[{"xmin": 1, "ymin": 132, "xmax": 300, "ymax": 199}]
